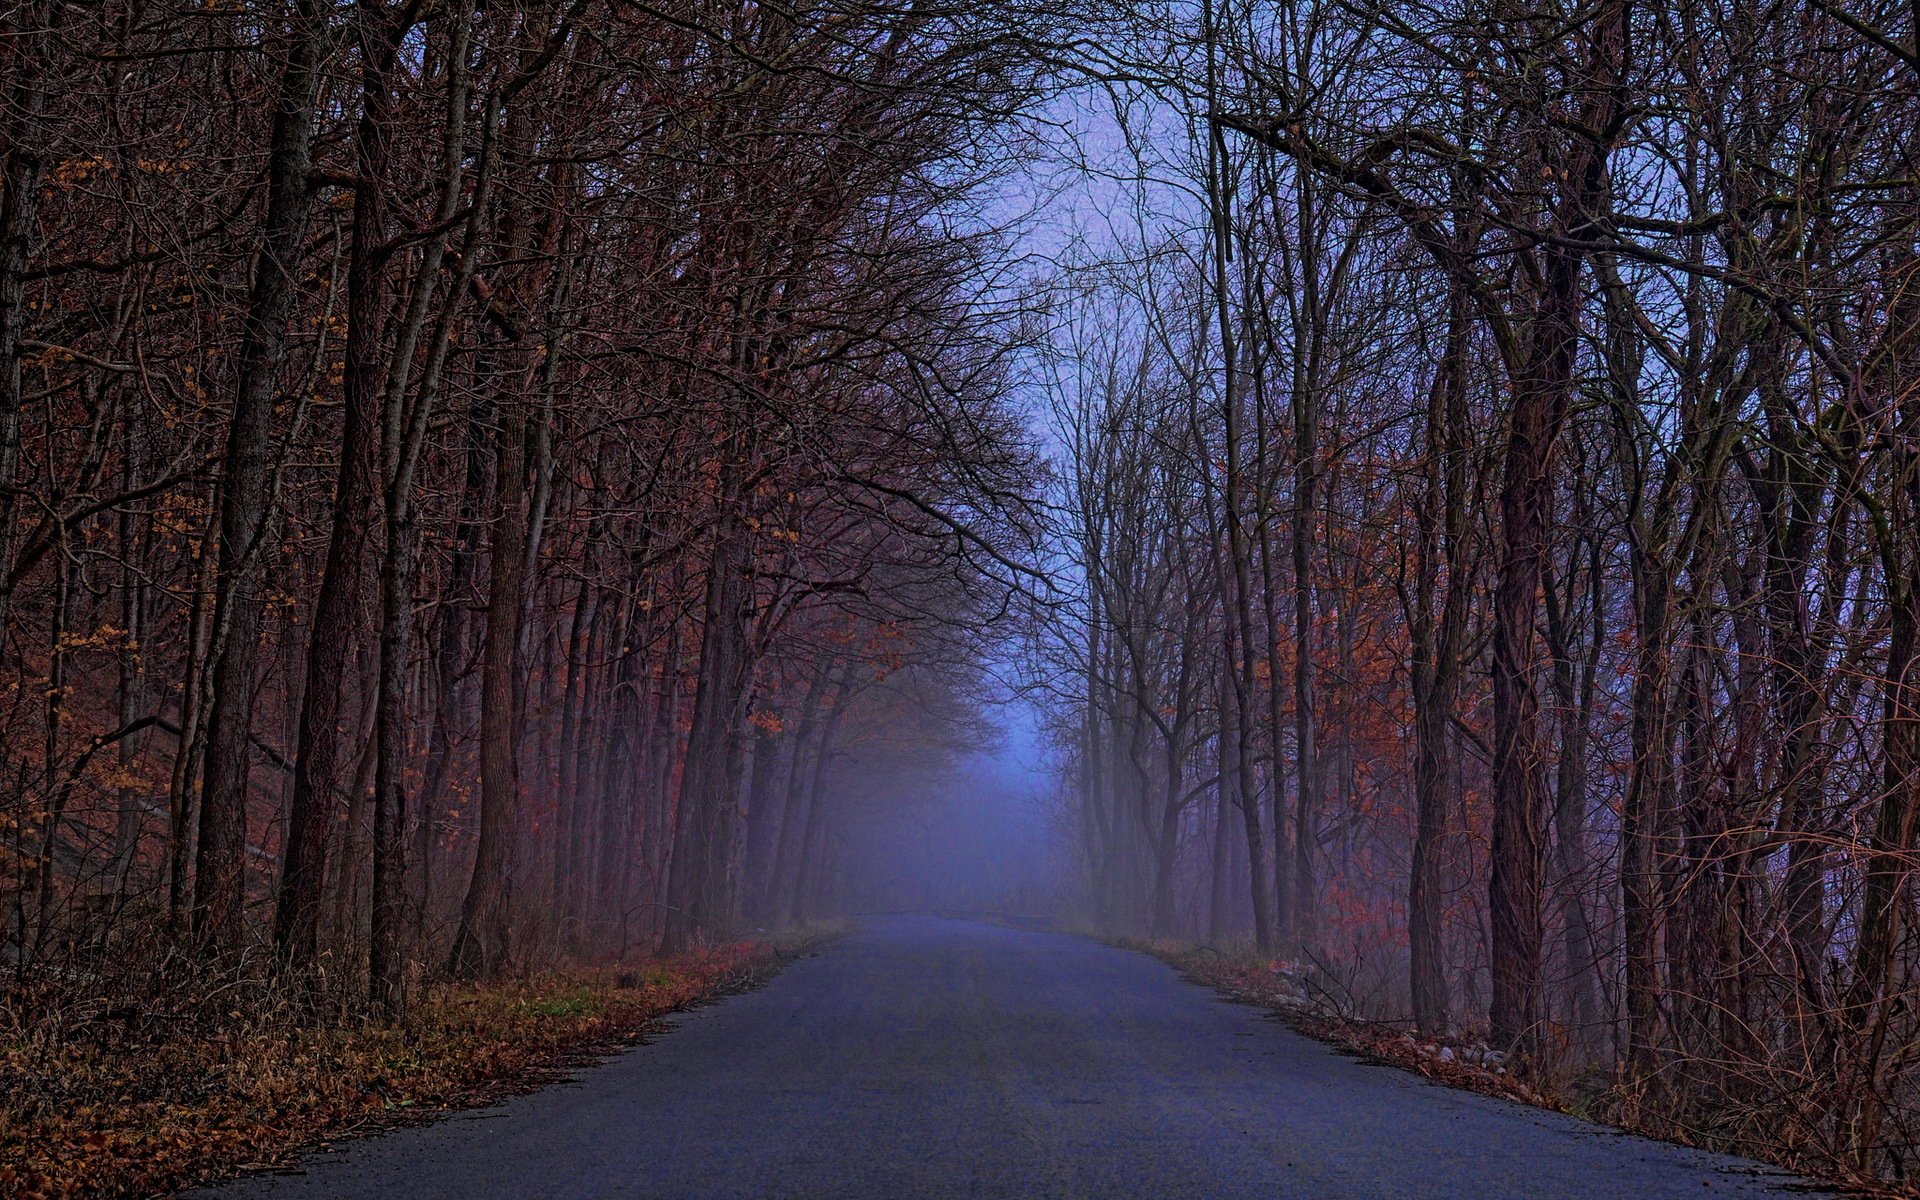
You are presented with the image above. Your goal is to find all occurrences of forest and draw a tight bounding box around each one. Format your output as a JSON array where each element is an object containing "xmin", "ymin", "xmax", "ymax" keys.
[
  {"xmin": 4, "ymin": 0, "xmax": 1920, "ymax": 1195},
  {"xmin": 2, "ymin": 0, "xmax": 1043, "ymax": 989},
  {"xmin": 1041, "ymin": 0, "xmax": 1920, "ymax": 1184}
]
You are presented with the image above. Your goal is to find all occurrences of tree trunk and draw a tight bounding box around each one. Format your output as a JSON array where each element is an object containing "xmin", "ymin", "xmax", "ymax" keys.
[
  {"xmin": 0, "ymin": 0, "xmax": 57, "ymax": 643},
  {"xmin": 274, "ymin": 2, "xmax": 395, "ymax": 970},
  {"xmin": 756, "ymin": 661, "xmax": 830, "ymax": 925},
  {"xmin": 1407, "ymin": 279, "xmax": 1470, "ymax": 1036},
  {"xmin": 448, "ymin": 402, "xmax": 530, "ymax": 979},
  {"xmin": 661, "ymin": 504, "xmax": 753, "ymax": 953},
  {"xmin": 194, "ymin": 0, "xmax": 329, "ymax": 947}
]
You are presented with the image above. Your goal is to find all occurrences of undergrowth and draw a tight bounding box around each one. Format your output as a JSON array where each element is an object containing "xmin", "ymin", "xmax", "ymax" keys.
[
  {"xmin": 1, "ymin": 928, "xmax": 833, "ymax": 1200},
  {"xmin": 1121, "ymin": 937, "xmax": 1903, "ymax": 1200}
]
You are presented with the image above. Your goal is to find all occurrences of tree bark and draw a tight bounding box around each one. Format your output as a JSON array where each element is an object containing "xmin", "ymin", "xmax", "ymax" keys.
[
  {"xmin": 448, "ymin": 400, "xmax": 531, "ymax": 979},
  {"xmin": 661, "ymin": 502, "xmax": 753, "ymax": 953},
  {"xmin": 1486, "ymin": 0, "xmax": 1628, "ymax": 1057},
  {"xmin": 274, "ymin": 0, "xmax": 399, "ymax": 972},
  {"xmin": 194, "ymin": 0, "xmax": 329, "ymax": 947},
  {"xmin": 0, "ymin": 0, "xmax": 57, "ymax": 643},
  {"xmin": 1407, "ymin": 276, "xmax": 1470, "ymax": 1036}
]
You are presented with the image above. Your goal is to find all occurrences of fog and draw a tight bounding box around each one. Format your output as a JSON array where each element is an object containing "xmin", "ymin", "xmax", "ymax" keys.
[{"xmin": 834, "ymin": 708, "xmax": 1064, "ymax": 918}]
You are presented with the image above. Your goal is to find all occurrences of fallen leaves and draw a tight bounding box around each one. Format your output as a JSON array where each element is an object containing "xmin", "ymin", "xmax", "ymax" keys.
[
  {"xmin": 1138, "ymin": 940, "xmax": 1561, "ymax": 1109},
  {"xmin": 1, "ymin": 941, "xmax": 787, "ymax": 1200}
]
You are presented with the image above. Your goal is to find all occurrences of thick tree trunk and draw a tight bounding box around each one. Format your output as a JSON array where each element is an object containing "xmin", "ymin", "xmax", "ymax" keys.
[
  {"xmin": 369, "ymin": 482, "xmax": 421, "ymax": 1009},
  {"xmin": 417, "ymin": 390, "xmax": 493, "ymax": 930},
  {"xmin": 1200, "ymin": 5, "xmax": 1273, "ymax": 955},
  {"xmin": 449, "ymin": 403, "xmax": 531, "ymax": 979},
  {"xmin": 194, "ymin": 1, "xmax": 329, "ymax": 947},
  {"xmin": 274, "ymin": 4, "xmax": 397, "ymax": 970},
  {"xmin": 661, "ymin": 507, "xmax": 752, "ymax": 953},
  {"xmin": 1487, "ymin": 0, "xmax": 1627, "ymax": 1058},
  {"xmin": 1487, "ymin": 337, "xmax": 1573, "ymax": 1057},
  {"xmin": 1843, "ymin": 511, "xmax": 1920, "ymax": 1165}
]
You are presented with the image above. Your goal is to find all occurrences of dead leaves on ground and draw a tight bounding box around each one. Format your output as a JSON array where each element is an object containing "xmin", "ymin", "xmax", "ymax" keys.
[{"xmin": 1, "ymin": 942, "xmax": 782, "ymax": 1200}]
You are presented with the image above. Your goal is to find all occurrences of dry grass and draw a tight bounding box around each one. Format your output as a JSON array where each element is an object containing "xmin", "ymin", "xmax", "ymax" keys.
[
  {"xmin": 1129, "ymin": 939, "xmax": 1557, "ymax": 1103},
  {"xmin": 1120, "ymin": 937, "xmax": 1905, "ymax": 1200},
  {"xmin": 0, "ymin": 933, "xmax": 825, "ymax": 1200}
]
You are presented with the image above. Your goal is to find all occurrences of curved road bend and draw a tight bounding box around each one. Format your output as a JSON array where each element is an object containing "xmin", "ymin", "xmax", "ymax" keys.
[{"xmin": 191, "ymin": 915, "xmax": 1810, "ymax": 1199}]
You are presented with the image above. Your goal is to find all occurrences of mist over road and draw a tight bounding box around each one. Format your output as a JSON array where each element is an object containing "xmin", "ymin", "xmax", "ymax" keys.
[{"xmin": 193, "ymin": 917, "xmax": 1804, "ymax": 1199}]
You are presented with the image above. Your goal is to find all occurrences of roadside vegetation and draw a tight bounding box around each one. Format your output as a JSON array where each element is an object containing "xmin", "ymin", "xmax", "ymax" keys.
[
  {"xmin": 3, "ymin": 1, "xmax": 1035, "ymax": 1192},
  {"xmin": 1126, "ymin": 936, "xmax": 1908, "ymax": 1199},
  {"xmin": 1039, "ymin": 0, "xmax": 1920, "ymax": 1190},
  {"xmin": 1, "ymin": 933, "xmax": 842, "ymax": 1200}
]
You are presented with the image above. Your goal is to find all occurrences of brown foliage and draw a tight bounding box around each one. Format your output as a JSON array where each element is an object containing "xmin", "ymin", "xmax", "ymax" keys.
[{"xmin": 0, "ymin": 938, "xmax": 795, "ymax": 1200}]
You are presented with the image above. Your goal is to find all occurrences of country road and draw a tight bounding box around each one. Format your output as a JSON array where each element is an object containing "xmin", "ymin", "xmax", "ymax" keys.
[{"xmin": 191, "ymin": 916, "xmax": 1808, "ymax": 1199}]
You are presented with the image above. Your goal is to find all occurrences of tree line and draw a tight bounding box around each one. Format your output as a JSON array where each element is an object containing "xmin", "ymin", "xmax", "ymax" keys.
[
  {"xmin": 1, "ymin": 0, "xmax": 1043, "ymax": 1018},
  {"xmin": 1041, "ymin": 0, "xmax": 1920, "ymax": 1180}
]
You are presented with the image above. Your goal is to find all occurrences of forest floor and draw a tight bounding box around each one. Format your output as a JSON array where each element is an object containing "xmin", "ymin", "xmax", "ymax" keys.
[
  {"xmin": 1, "ymin": 927, "xmax": 835, "ymax": 1200},
  {"xmin": 1125, "ymin": 938, "xmax": 1899, "ymax": 1199}
]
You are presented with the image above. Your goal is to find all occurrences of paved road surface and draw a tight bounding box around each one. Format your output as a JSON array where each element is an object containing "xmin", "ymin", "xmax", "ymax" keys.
[{"xmin": 192, "ymin": 916, "xmax": 1809, "ymax": 1199}]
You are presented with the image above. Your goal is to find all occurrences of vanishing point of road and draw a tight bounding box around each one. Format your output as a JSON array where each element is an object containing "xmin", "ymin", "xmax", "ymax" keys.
[{"xmin": 192, "ymin": 916, "xmax": 1807, "ymax": 1199}]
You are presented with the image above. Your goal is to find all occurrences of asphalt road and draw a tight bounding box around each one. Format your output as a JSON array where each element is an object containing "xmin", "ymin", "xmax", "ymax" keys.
[{"xmin": 191, "ymin": 915, "xmax": 1809, "ymax": 1199}]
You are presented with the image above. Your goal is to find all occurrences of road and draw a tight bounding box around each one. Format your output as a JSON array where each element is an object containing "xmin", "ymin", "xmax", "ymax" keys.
[{"xmin": 192, "ymin": 915, "xmax": 1808, "ymax": 1199}]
